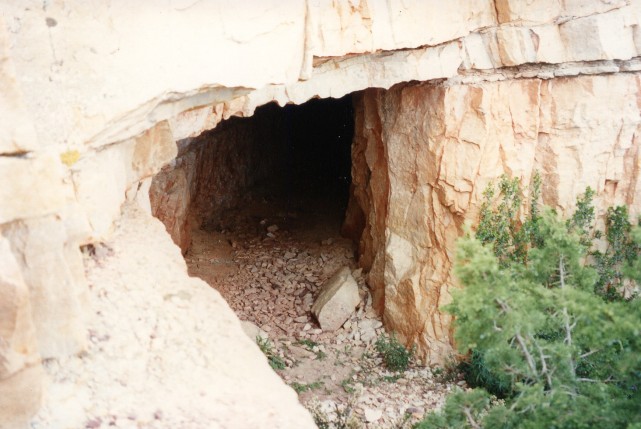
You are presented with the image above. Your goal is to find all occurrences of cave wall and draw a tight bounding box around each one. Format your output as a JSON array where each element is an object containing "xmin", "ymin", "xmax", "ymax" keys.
[
  {"xmin": 349, "ymin": 73, "xmax": 641, "ymax": 364},
  {"xmin": 150, "ymin": 104, "xmax": 287, "ymax": 253},
  {"xmin": 1, "ymin": 0, "xmax": 641, "ymax": 426}
]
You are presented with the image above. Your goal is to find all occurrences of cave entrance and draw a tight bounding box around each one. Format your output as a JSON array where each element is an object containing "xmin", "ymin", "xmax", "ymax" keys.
[
  {"xmin": 198, "ymin": 93, "xmax": 356, "ymax": 245},
  {"xmin": 150, "ymin": 90, "xmax": 452, "ymax": 420},
  {"xmin": 163, "ymin": 93, "xmax": 365, "ymax": 341}
]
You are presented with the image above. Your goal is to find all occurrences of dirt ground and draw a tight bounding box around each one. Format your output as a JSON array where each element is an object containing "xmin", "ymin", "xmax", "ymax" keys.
[{"xmin": 184, "ymin": 187, "xmax": 460, "ymax": 428}]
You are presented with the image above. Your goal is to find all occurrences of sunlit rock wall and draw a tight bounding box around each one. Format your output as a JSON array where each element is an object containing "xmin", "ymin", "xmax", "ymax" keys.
[
  {"xmin": 1, "ymin": 0, "xmax": 640, "ymax": 425},
  {"xmin": 349, "ymin": 73, "xmax": 641, "ymax": 364}
]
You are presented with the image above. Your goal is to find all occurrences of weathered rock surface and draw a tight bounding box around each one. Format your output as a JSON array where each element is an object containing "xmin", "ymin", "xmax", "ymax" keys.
[
  {"xmin": 312, "ymin": 267, "xmax": 360, "ymax": 331},
  {"xmin": 348, "ymin": 72, "xmax": 641, "ymax": 363},
  {"xmin": 0, "ymin": 238, "xmax": 38, "ymax": 380},
  {"xmin": 149, "ymin": 167, "xmax": 191, "ymax": 253},
  {"xmin": 0, "ymin": 237, "xmax": 42, "ymax": 429},
  {"xmin": 151, "ymin": 104, "xmax": 287, "ymax": 251},
  {"xmin": 0, "ymin": 0, "xmax": 641, "ymax": 426},
  {"xmin": 3, "ymin": 216, "xmax": 88, "ymax": 359},
  {"xmin": 0, "ymin": 153, "xmax": 68, "ymax": 225},
  {"xmin": 29, "ymin": 203, "xmax": 316, "ymax": 429},
  {"xmin": 72, "ymin": 120, "xmax": 177, "ymax": 241}
]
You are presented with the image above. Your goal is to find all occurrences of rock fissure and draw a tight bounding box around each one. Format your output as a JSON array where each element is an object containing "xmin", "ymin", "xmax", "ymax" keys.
[{"xmin": 0, "ymin": 151, "xmax": 30, "ymax": 158}]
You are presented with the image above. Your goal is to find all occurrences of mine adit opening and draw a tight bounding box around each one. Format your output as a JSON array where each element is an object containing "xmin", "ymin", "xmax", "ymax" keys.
[
  {"xmin": 150, "ymin": 91, "xmax": 396, "ymax": 405},
  {"xmin": 198, "ymin": 93, "xmax": 356, "ymax": 239},
  {"xmin": 156, "ymin": 92, "xmax": 365, "ymax": 336}
]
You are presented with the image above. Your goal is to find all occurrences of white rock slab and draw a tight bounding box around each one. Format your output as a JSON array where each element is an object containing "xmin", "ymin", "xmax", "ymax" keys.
[{"xmin": 311, "ymin": 267, "xmax": 360, "ymax": 331}]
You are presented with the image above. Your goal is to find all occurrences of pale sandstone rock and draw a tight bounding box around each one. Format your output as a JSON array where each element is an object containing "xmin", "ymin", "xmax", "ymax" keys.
[
  {"xmin": 0, "ymin": 17, "xmax": 37, "ymax": 155},
  {"xmin": 461, "ymin": 4, "xmax": 641, "ymax": 72},
  {"xmin": 0, "ymin": 153, "xmax": 67, "ymax": 224},
  {"xmin": 0, "ymin": 0, "xmax": 637, "ymax": 154},
  {"xmin": 0, "ymin": 0, "xmax": 640, "ymax": 425},
  {"xmin": 160, "ymin": 2, "xmax": 639, "ymax": 141},
  {"xmin": 3, "ymin": 216, "xmax": 88, "ymax": 359},
  {"xmin": 0, "ymin": 1, "xmax": 306, "ymax": 149},
  {"xmin": 130, "ymin": 121, "xmax": 177, "ymax": 181},
  {"xmin": 174, "ymin": 3, "xmax": 641, "ymax": 141},
  {"xmin": 495, "ymin": 26, "xmax": 541, "ymax": 66},
  {"xmin": 364, "ymin": 407, "xmax": 383, "ymax": 423},
  {"xmin": 0, "ymin": 237, "xmax": 43, "ymax": 429},
  {"xmin": 29, "ymin": 203, "xmax": 316, "ymax": 429},
  {"xmin": 73, "ymin": 121, "xmax": 176, "ymax": 240},
  {"xmin": 309, "ymin": 0, "xmax": 495, "ymax": 57},
  {"xmin": 125, "ymin": 176, "xmax": 153, "ymax": 216},
  {"xmin": 0, "ymin": 238, "xmax": 39, "ymax": 379},
  {"xmin": 560, "ymin": 8, "xmax": 638, "ymax": 61},
  {"xmin": 0, "ymin": 364, "xmax": 43, "ymax": 429},
  {"xmin": 495, "ymin": 0, "xmax": 563, "ymax": 24},
  {"xmin": 71, "ymin": 143, "xmax": 131, "ymax": 240},
  {"xmin": 495, "ymin": 0, "xmax": 629, "ymax": 24},
  {"xmin": 312, "ymin": 267, "xmax": 360, "ymax": 331}
]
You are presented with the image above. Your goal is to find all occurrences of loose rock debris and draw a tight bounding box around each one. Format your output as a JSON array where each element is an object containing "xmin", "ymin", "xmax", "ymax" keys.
[{"xmin": 185, "ymin": 196, "xmax": 461, "ymax": 428}]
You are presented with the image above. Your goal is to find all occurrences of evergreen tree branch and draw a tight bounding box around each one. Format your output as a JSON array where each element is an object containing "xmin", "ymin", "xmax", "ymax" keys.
[
  {"xmin": 515, "ymin": 332, "xmax": 539, "ymax": 379},
  {"xmin": 462, "ymin": 406, "xmax": 482, "ymax": 429},
  {"xmin": 534, "ymin": 339, "xmax": 553, "ymax": 389}
]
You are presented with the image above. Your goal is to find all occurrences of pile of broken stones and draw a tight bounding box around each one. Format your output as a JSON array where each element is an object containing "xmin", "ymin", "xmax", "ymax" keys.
[{"xmin": 185, "ymin": 203, "xmax": 462, "ymax": 428}]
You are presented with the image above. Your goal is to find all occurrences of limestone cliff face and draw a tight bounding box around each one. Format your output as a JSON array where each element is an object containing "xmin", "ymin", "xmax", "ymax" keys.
[
  {"xmin": 349, "ymin": 73, "xmax": 641, "ymax": 363},
  {"xmin": 1, "ymin": 0, "xmax": 641, "ymax": 426}
]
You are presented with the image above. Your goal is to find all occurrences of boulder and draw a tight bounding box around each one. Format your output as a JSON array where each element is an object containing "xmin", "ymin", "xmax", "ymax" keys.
[{"xmin": 311, "ymin": 267, "xmax": 360, "ymax": 331}]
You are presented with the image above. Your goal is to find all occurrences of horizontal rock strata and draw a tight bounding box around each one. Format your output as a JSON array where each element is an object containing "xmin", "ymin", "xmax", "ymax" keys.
[{"xmin": 1, "ymin": 0, "xmax": 641, "ymax": 425}]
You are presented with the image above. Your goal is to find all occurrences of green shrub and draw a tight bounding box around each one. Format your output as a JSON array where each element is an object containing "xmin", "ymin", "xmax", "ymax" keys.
[
  {"xmin": 457, "ymin": 350, "xmax": 511, "ymax": 399},
  {"xmin": 591, "ymin": 205, "xmax": 641, "ymax": 301},
  {"xmin": 375, "ymin": 333, "xmax": 413, "ymax": 372},
  {"xmin": 256, "ymin": 336, "xmax": 286, "ymax": 370},
  {"xmin": 417, "ymin": 177, "xmax": 641, "ymax": 429}
]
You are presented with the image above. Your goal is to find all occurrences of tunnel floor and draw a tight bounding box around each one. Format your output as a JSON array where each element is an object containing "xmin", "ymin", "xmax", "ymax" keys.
[
  {"xmin": 182, "ymin": 184, "xmax": 457, "ymax": 426},
  {"xmin": 186, "ymin": 184, "xmax": 356, "ymax": 337}
]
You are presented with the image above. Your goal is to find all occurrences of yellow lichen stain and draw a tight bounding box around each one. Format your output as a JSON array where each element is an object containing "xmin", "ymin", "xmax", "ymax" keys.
[{"xmin": 60, "ymin": 150, "xmax": 80, "ymax": 166}]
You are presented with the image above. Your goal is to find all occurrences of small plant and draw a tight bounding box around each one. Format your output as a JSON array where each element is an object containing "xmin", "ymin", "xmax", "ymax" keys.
[
  {"xmin": 307, "ymin": 396, "xmax": 363, "ymax": 429},
  {"xmin": 475, "ymin": 172, "xmax": 542, "ymax": 266},
  {"xmin": 297, "ymin": 338, "xmax": 327, "ymax": 360},
  {"xmin": 297, "ymin": 339, "xmax": 318, "ymax": 348},
  {"xmin": 341, "ymin": 373, "xmax": 357, "ymax": 394},
  {"xmin": 256, "ymin": 336, "xmax": 286, "ymax": 370},
  {"xmin": 290, "ymin": 380, "xmax": 324, "ymax": 394},
  {"xmin": 308, "ymin": 401, "xmax": 332, "ymax": 429},
  {"xmin": 375, "ymin": 333, "xmax": 413, "ymax": 372},
  {"xmin": 591, "ymin": 205, "xmax": 641, "ymax": 301},
  {"xmin": 432, "ymin": 358, "xmax": 463, "ymax": 385},
  {"xmin": 389, "ymin": 412, "xmax": 413, "ymax": 429}
]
